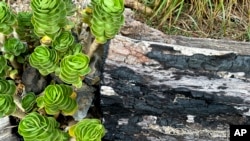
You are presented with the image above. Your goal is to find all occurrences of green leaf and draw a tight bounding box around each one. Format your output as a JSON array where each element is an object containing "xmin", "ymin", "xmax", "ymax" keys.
[
  {"xmin": 18, "ymin": 112, "xmax": 69, "ymax": 141},
  {"xmin": 86, "ymin": 0, "xmax": 125, "ymax": 44},
  {"xmin": 37, "ymin": 84, "xmax": 78, "ymax": 116},
  {"xmin": 29, "ymin": 45, "xmax": 59, "ymax": 76},
  {"xmin": 69, "ymin": 118, "xmax": 105, "ymax": 141},
  {"xmin": 52, "ymin": 31, "xmax": 75, "ymax": 53},
  {"xmin": 0, "ymin": 95, "xmax": 16, "ymax": 118},
  {"xmin": 0, "ymin": 2, "xmax": 16, "ymax": 35},
  {"xmin": 0, "ymin": 79, "xmax": 16, "ymax": 95},
  {"xmin": 58, "ymin": 53, "xmax": 91, "ymax": 88},
  {"xmin": 4, "ymin": 38, "xmax": 27, "ymax": 56},
  {"xmin": 0, "ymin": 55, "xmax": 10, "ymax": 78},
  {"xmin": 21, "ymin": 92, "xmax": 36, "ymax": 113},
  {"xmin": 67, "ymin": 43, "xmax": 83, "ymax": 55},
  {"xmin": 0, "ymin": 79, "xmax": 16, "ymax": 117},
  {"xmin": 16, "ymin": 12, "xmax": 38, "ymax": 42},
  {"xmin": 30, "ymin": 0, "xmax": 69, "ymax": 39}
]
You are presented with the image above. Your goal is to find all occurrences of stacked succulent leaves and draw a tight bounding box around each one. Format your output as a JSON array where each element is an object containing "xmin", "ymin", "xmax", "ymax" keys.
[
  {"xmin": 58, "ymin": 54, "xmax": 91, "ymax": 88},
  {"xmin": 0, "ymin": 0, "xmax": 125, "ymax": 140},
  {"xmin": 0, "ymin": 79, "xmax": 16, "ymax": 117},
  {"xmin": 4, "ymin": 38, "xmax": 27, "ymax": 57},
  {"xmin": 18, "ymin": 112, "xmax": 69, "ymax": 141},
  {"xmin": 83, "ymin": 0, "xmax": 125, "ymax": 43},
  {"xmin": 36, "ymin": 84, "xmax": 78, "ymax": 116},
  {"xmin": 69, "ymin": 118, "xmax": 106, "ymax": 141},
  {"xmin": 0, "ymin": 2, "xmax": 16, "ymax": 35},
  {"xmin": 16, "ymin": 12, "xmax": 38, "ymax": 43},
  {"xmin": 0, "ymin": 56, "xmax": 11, "ymax": 78},
  {"xmin": 30, "ymin": 0, "xmax": 67, "ymax": 39},
  {"xmin": 29, "ymin": 46, "xmax": 59, "ymax": 75},
  {"xmin": 29, "ymin": 0, "xmax": 91, "ymax": 88}
]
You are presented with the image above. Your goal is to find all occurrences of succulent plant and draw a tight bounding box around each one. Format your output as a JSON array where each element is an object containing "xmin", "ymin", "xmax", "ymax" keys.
[
  {"xmin": 0, "ymin": 79, "xmax": 16, "ymax": 95},
  {"xmin": 69, "ymin": 118, "xmax": 105, "ymax": 141},
  {"xmin": 16, "ymin": 12, "xmax": 38, "ymax": 43},
  {"xmin": 57, "ymin": 53, "xmax": 91, "ymax": 88},
  {"xmin": 29, "ymin": 45, "xmax": 59, "ymax": 76},
  {"xmin": 0, "ymin": 79, "xmax": 16, "ymax": 117},
  {"xmin": 21, "ymin": 92, "xmax": 37, "ymax": 113},
  {"xmin": 0, "ymin": 55, "xmax": 11, "ymax": 78},
  {"xmin": 53, "ymin": 31, "xmax": 75, "ymax": 53},
  {"xmin": 0, "ymin": 94, "xmax": 16, "ymax": 118},
  {"xmin": 18, "ymin": 112, "xmax": 69, "ymax": 141},
  {"xmin": 85, "ymin": 0, "xmax": 125, "ymax": 43},
  {"xmin": 64, "ymin": 0, "xmax": 76, "ymax": 16},
  {"xmin": 36, "ymin": 84, "xmax": 78, "ymax": 116},
  {"xmin": 67, "ymin": 43, "xmax": 83, "ymax": 55},
  {"xmin": 30, "ymin": 0, "xmax": 68, "ymax": 39},
  {"xmin": 3, "ymin": 37, "xmax": 27, "ymax": 56},
  {"xmin": 0, "ymin": 2, "xmax": 16, "ymax": 35}
]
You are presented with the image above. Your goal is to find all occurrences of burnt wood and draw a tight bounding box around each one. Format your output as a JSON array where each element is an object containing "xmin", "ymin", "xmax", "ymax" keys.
[{"xmin": 101, "ymin": 35, "xmax": 250, "ymax": 141}]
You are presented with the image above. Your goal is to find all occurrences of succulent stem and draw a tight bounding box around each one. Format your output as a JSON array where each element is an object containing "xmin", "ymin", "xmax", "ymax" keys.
[
  {"xmin": 12, "ymin": 27, "xmax": 19, "ymax": 39},
  {"xmin": 0, "ymin": 33, "xmax": 5, "ymax": 44},
  {"xmin": 11, "ymin": 106, "xmax": 26, "ymax": 119},
  {"xmin": 9, "ymin": 57, "xmax": 22, "ymax": 70},
  {"xmin": 13, "ymin": 94, "xmax": 25, "ymax": 113},
  {"xmin": 87, "ymin": 39, "xmax": 101, "ymax": 57}
]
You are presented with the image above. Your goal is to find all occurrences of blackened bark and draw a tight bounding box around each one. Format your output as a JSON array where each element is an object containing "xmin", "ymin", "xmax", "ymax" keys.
[{"xmin": 101, "ymin": 35, "xmax": 250, "ymax": 141}]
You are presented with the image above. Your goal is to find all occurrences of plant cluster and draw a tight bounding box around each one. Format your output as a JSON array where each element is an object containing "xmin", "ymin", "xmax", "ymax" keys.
[{"xmin": 0, "ymin": 0, "xmax": 124, "ymax": 140}]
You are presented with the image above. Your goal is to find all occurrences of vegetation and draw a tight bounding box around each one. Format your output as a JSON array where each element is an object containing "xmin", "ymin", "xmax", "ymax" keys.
[
  {"xmin": 137, "ymin": 0, "xmax": 250, "ymax": 41},
  {"xmin": 0, "ymin": 0, "xmax": 125, "ymax": 140}
]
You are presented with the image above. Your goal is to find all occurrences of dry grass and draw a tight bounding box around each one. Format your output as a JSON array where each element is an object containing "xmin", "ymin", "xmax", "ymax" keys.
[{"xmin": 137, "ymin": 0, "xmax": 250, "ymax": 41}]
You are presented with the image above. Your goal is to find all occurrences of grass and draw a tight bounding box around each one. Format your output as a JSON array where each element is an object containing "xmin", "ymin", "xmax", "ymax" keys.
[{"xmin": 136, "ymin": 0, "xmax": 250, "ymax": 41}]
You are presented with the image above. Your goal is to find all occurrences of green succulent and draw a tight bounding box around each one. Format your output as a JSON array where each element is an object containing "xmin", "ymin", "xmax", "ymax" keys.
[
  {"xmin": 16, "ymin": 12, "xmax": 38, "ymax": 42},
  {"xmin": 53, "ymin": 31, "xmax": 75, "ymax": 53},
  {"xmin": 0, "ymin": 79, "xmax": 16, "ymax": 117},
  {"xmin": 67, "ymin": 43, "xmax": 83, "ymax": 55},
  {"xmin": 21, "ymin": 92, "xmax": 37, "ymax": 113},
  {"xmin": 0, "ymin": 55, "xmax": 11, "ymax": 78},
  {"xmin": 30, "ymin": 0, "xmax": 68, "ymax": 39},
  {"xmin": 0, "ymin": 79, "xmax": 16, "ymax": 95},
  {"xmin": 18, "ymin": 112, "xmax": 69, "ymax": 141},
  {"xmin": 57, "ymin": 53, "xmax": 91, "ymax": 88},
  {"xmin": 0, "ymin": 94, "xmax": 16, "ymax": 118},
  {"xmin": 36, "ymin": 84, "xmax": 78, "ymax": 116},
  {"xmin": 64, "ymin": 0, "xmax": 76, "ymax": 16},
  {"xmin": 69, "ymin": 118, "xmax": 105, "ymax": 141},
  {"xmin": 3, "ymin": 38, "xmax": 27, "ymax": 56},
  {"xmin": 0, "ymin": 2, "xmax": 16, "ymax": 35},
  {"xmin": 29, "ymin": 45, "xmax": 59, "ymax": 76},
  {"xmin": 85, "ymin": 0, "xmax": 125, "ymax": 43}
]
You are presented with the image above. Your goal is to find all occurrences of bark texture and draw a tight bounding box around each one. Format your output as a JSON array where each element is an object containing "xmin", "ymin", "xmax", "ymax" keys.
[{"xmin": 101, "ymin": 10, "xmax": 250, "ymax": 140}]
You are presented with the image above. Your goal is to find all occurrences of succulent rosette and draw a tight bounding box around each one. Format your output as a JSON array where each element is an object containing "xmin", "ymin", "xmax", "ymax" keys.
[
  {"xmin": 0, "ymin": 55, "xmax": 11, "ymax": 78},
  {"xmin": 53, "ymin": 31, "xmax": 75, "ymax": 52},
  {"xmin": 0, "ymin": 79, "xmax": 16, "ymax": 95},
  {"xmin": 36, "ymin": 84, "xmax": 78, "ymax": 115},
  {"xmin": 3, "ymin": 38, "xmax": 27, "ymax": 56},
  {"xmin": 58, "ymin": 53, "xmax": 91, "ymax": 88},
  {"xmin": 29, "ymin": 45, "xmax": 59, "ymax": 75},
  {"xmin": 0, "ymin": 94, "xmax": 16, "ymax": 117},
  {"xmin": 64, "ymin": 0, "xmax": 76, "ymax": 16},
  {"xmin": 16, "ymin": 12, "xmax": 38, "ymax": 42},
  {"xmin": 21, "ymin": 92, "xmax": 37, "ymax": 113},
  {"xmin": 69, "ymin": 118, "xmax": 106, "ymax": 141},
  {"xmin": 30, "ymin": 0, "xmax": 67, "ymax": 39},
  {"xmin": 87, "ymin": 0, "xmax": 125, "ymax": 43},
  {"xmin": 67, "ymin": 43, "xmax": 83, "ymax": 55},
  {"xmin": 0, "ymin": 2, "xmax": 16, "ymax": 35},
  {"xmin": 18, "ymin": 112, "xmax": 69, "ymax": 141},
  {"xmin": 0, "ymin": 79, "xmax": 16, "ymax": 117}
]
